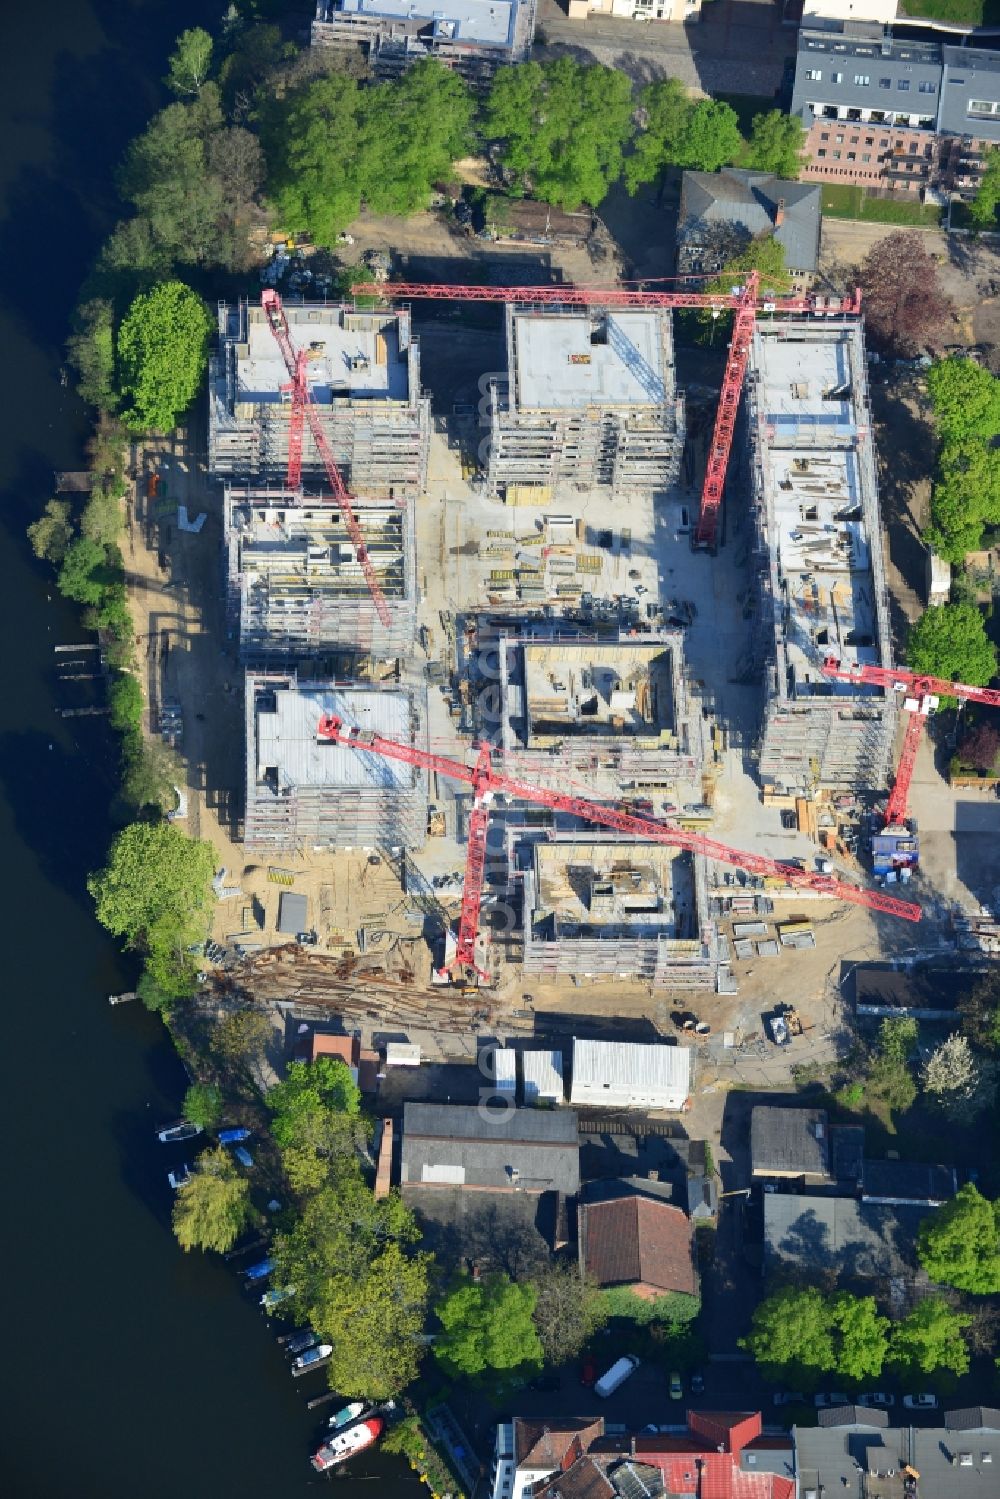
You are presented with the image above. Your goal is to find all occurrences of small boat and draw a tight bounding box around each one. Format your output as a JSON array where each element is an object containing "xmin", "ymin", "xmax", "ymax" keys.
[
  {"xmin": 156, "ymin": 1121, "xmax": 202, "ymax": 1144},
  {"xmin": 167, "ymin": 1164, "xmax": 192, "ymax": 1190},
  {"xmin": 243, "ymin": 1257, "xmax": 275, "ymax": 1283},
  {"xmin": 217, "ymin": 1127, "xmax": 251, "ymax": 1145},
  {"xmin": 233, "ymin": 1145, "xmax": 254, "ymax": 1169},
  {"xmin": 311, "ymin": 1416, "xmax": 383, "ymax": 1471},
  {"xmin": 291, "ymin": 1342, "xmax": 333, "ymax": 1374},
  {"xmin": 328, "ymin": 1400, "xmax": 365, "ymax": 1430},
  {"xmin": 285, "ymin": 1328, "xmax": 319, "ymax": 1356},
  {"xmin": 261, "ymin": 1285, "xmax": 295, "ymax": 1311}
]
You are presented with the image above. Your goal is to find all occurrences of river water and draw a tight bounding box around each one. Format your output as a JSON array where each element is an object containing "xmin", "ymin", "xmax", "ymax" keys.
[{"xmin": 0, "ymin": 5, "xmax": 411, "ymax": 1494}]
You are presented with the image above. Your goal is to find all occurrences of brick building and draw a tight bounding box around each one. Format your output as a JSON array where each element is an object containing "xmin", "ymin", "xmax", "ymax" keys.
[{"xmin": 790, "ymin": 22, "xmax": 1000, "ymax": 197}]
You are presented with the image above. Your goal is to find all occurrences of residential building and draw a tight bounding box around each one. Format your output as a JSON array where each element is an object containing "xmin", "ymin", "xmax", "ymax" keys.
[
  {"xmin": 311, "ymin": 0, "xmax": 537, "ymax": 82},
  {"xmin": 485, "ymin": 303, "xmax": 684, "ymax": 500},
  {"xmin": 580, "ymin": 1189, "xmax": 698, "ymax": 1300},
  {"xmin": 521, "ymin": 1049, "xmax": 565, "ymax": 1104},
  {"xmin": 763, "ymin": 1192, "xmax": 930, "ymax": 1283},
  {"xmin": 747, "ymin": 316, "xmax": 896, "ymax": 796},
  {"xmin": 795, "ymin": 1407, "xmax": 1000, "ymax": 1494},
  {"xmin": 567, "ymin": 0, "xmax": 703, "ymax": 26},
  {"xmin": 791, "ymin": 22, "xmax": 1000, "ymax": 198},
  {"xmin": 243, "ymin": 672, "xmax": 428, "ymax": 851},
  {"xmin": 400, "ymin": 1101, "xmax": 579, "ymax": 1194},
  {"xmin": 861, "ymin": 1157, "xmax": 957, "ymax": 1206},
  {"xmin": 490, "ymin": 1419, "xmax": 605, "ymax": 1499},
  {"xmin": 750, "ymin": 1106, "xmax": 832, "ymax": 1182},
  {"xmin": 209, "ymin": 300, "xmax": 430, "ymax": 496},
  {"xmin": 676, "ymin": 170, "xmax": 822, "ymax": 281},
  {"xmin": 633, "ymin": 1412, "xmax": 795, "ymax": 1499},
  {"xmin": 570, "ymin": 1038, "xmax": 691, "ymax": 1112},
  {"xmin": 802, "ymin": 0, "xmax": 897, "ymax": 22}
]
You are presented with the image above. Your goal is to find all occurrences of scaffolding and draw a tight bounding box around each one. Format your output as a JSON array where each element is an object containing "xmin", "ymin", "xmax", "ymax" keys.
[
  {"xmin": 485, "ymin": 304, "xmax": 685, "ymax": 500},
  {"xmin": 748, "ymin": 318, "xmax": 896, "ymax": 795},
  {"xmin": 224, "ymin": 484, "xmax": 417, "ymax": 659},
  {"xmin": 310, "ymin": 0, "xmax": 537, "ymax": 83},
  {"xmin": 208, "ymin": 300, "xmax": 430, "ymax": 497},
  {"xmin": 244, "ymin": 670, "xmax": 429, "ymax": 852},
  {"xmin": 521, "ymin": 835, "xmax": 720, "ymax": 988}
]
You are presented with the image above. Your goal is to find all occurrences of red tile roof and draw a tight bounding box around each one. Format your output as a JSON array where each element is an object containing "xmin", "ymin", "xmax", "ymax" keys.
[
  {"xmin": 632, "ymin": 1413, "xmax": 792, "ymax": 1499},
  {"xmin": 688, "ymin": 1412, "xmax": 763, "ymax": 1455},
  {"xmin": 534, "ymin": 1455, "xmax": 616, "ymax": 1499},
  {"xmin": 310, "ymin": 1033, "xmax": 360, "ymax": 1066},
  {"xmin": 583, "ymin": 1195, "xmax": 697, "ymax": 1298},
  {"xmin": 514, "ymin": 1419, "xmax": 605, "ymax": 1471}
]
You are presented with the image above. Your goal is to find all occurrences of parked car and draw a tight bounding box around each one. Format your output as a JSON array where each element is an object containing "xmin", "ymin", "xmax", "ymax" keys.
[
  {"xmin": 580, "ymin": 1357, "xmax": 597, "ymax": 1387},
  {"xmin": 595, "ymin": 1355, "xmax": 641, "ymax": 1399},
  {"xmin": 528, "ymin": 1374, "xmax": 561, "ymax": 1392},
  {"xmin": 903, "ymin": 1394, "xmax": 939, "ymax": 1409},
  {"xmin": 814, "ymin": 1393, "xmax": 851, "ymax": 1408},
  {"xmin": 858, "ymin": 1393, "xmax": 895, "ymax": 1408},
  {"xmin": 668, "ymin": 1371, "xmax": 683, "ymax": 1401},
  {"xmin": 690, "ymin": 1373, "xmax": 705, "ymax": 1395},
  {"xmin": 773, "ymin": 1392, "xmax": 807, "ymax": 1407}
]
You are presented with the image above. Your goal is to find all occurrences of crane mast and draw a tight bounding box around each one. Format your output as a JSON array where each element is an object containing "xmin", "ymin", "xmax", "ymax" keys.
[
  {"xmin": 350, "ymin": 279, "xmax": 862, "ymax": 553},
  {"xmin": 316, "ymin": 713, "xmax": 921, "ymax": 981},
  {"xmin": 260, "ymin": 291, "xmax": 391, "ymax": 627}
]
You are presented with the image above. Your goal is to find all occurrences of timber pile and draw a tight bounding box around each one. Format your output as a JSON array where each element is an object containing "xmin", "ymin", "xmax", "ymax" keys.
[{"xmin": 218, "ymin": 944, "xmax": 533, "ymax": 1033}]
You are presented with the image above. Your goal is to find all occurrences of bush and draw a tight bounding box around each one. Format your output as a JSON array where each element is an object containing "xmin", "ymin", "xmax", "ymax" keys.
[{"xmin": 108, "ymin": 673, "xmax": 144, "ymax": 732}]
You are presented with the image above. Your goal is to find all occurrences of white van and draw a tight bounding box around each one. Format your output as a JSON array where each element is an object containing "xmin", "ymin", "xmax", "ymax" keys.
[{"xmin": 594, "ymin": 1355, "xmax": 641, "ymax": 1398}]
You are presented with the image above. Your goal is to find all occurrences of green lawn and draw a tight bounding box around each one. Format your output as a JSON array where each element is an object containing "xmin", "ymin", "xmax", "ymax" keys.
[
  {"xmin": 900, "ymin": 0, "xmax": 999, "ymax": 22},
  {"xmin": 820, "ymin": 183, "xmax": 942, "ymax": 226}
]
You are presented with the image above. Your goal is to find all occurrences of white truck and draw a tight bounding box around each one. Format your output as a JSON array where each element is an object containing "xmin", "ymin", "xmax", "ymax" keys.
[{"xmin": 594, "ymin": 1355, "xmax": 641, "ymax": 1399}]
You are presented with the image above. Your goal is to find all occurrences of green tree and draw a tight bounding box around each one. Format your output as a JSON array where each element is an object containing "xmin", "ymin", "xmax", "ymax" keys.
[
  {"xmin": 361, "ymin": 60, "xmax": 474, "ymax": 218},
  {"xmin": 57, "ymin": 537, "xmax": 117, "ymax": 605},
  {"xmin": 907, "ymin": 603, "xmax": 997, "ymax": 692},
  {"xmin": 118, "ymin": 89, "xmax": 228, "ymax": 268},
  {"xmin": 704, "ymin": 232, "xmax": 791, "ymax": 297},
  {"xmin": 27, "ymin": 499, "xmax": 74, "ymax": 565},
  {"xmin": 263, "ymin": 72, "xmax": 364, "ymax": 244},
  {"xmin": 868, "ymin": 1015, "xmax": 919, "ymax": 1113},
  {"xmin": 970, "ymin": 146, "xmax": 1000, "ymax": 230},
  {"xmin": 888, "ymin": 1295, "xmax": 971, "ymax": 1378},
  {"xmin": 212, "ymin": 1009, "xmax": 274, "ymax": 1094},
  {"xmin": 742, "ymin": 110, "xmax": 806, "ymax": 178},
  {"xmin": 484, "ymin": 59, "xmax": 635, "ymax": 210},
  {"xmin": 434, "ymin": 1274, "xmax": 543, "ymax": 1378},
  {"xmin": 66, "ymin": 298, "xmax": 116, "ymax": 410},
  {"xmin": 959, "ymin": 970, "xmax": 1000, "ymax": 1050},
  {"xmin": 679, "ymin": 100, "xmax": 744, "ymax": 174},
  {"xmin": 136, "ymin": 971, "xmax": 175, "ymax": 1014},
  {"xmin": 917, "ymin": 1184, "xmax": 1000, "ymax": 1293},
  {"xmin": 166, "ymin": 27, "xmax": 214, "ymax": 97},
  {"xmin": 108, "ymin": 673, "xmax": 143, "ymax": 732},
  {"xmin": 626, "ymin": 83, "xmax": 743, "ymax": 192},
  {"xmin": 183, "ymin": 1081, "xmax": 223, "ymax": 1131},
  {"xmin": 117, "ymin": 281, "xmax": 212, "ymax": 433},
  {"xmin": 88, "ymin": 821, "xmax": 215, "ymax": 959},
  {"xmin": 172, "ymin": 1146, "xmax": 254, "ymax": 1253},
  {"xmin": 740, "ymin": 1286, "xmax": 834, "ymax": 1383},
  {"xmin": 927, "ymin": 358, "xmax": 1000, "ymax": 444},
  {"xmin": 313, "ymin": 1242, "xmax": 431, "ymax": 1399},
  {"xmin": 829, "ymin": 1292, "xmax": 890, "ymax": 1381},
  {"xmin": 266, "ymin": 1056, "xmax": 363, "ymax": 1188},
  {"xmin": 530, "ymin": 1261, "xmax": 607, "ymax": 1365},
  {"xmin": 118, "ymin": 737, "xmax": 182, "ymax": 817}
]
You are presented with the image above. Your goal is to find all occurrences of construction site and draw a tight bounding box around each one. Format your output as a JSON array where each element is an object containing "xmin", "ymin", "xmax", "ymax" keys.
[{"xmin": 121, "ymin": 264, "xmax": 958, "ymax": 1049}]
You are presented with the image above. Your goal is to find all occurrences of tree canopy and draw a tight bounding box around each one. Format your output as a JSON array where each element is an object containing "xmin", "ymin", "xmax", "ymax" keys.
[
  {"xmin": 172, "ymin": 1146, "xmax": 254, "ymax": 1253},
  {"xmin": 117, "ymin": 281, "xmax": 212, "ymax": 432},
  {"xmin": 529, "ymin": 1261, "xmax": 607, "ymax": 1366},
  {"xmin": 907, "ymin": 602, "xmax": 997, "ymax": 692},
  {"xmin": 924, "ymin": 359, "xmax": 1000, "ymax": 560},
  {"xmin": 828, "ymin": 1292, "xmax": 890, "ymax": 1382},
  {"xmin": 742, "ymin": 110, "xmax": 805, "ymax": 178},
  {"xmin": 970, "ymin": 146, "xmax": 1000, "ymax": 230},
  {"xmin": 888, "ymin": 1295, "xmax": 971, "ymax": 1377},
  {"xmin": 857, "ymin": 232, "xmax": 954, "ymax": 356},
  {"xmin": 266, "ymin": 1057, "xmax": 363, "ymax": 1191},
  {"xmin": 626, "ymin": 80, "xmax": 743, "ymax": 192},
  {"xmin": 917, "ymin": 1184, "xmax": 1000, "ymax": 1293},
  {"xmin": 265, "ymin": 60, "xmax": 473, "ymax": 245},
  {"xmin": 88, "ymin": 821, "xmax": 215, "ymax": 996},
  {"xmin": 434, "ymin": 1274, "xmax": 544, "ymax": 1379},
  {"xmin": 183, "ymin": 1081, "xmax": 223, "ymax": 1131},
  {"xmin": 484, "ymin": 59, "xmax": 635, "ymax": 210},
  {"xmin": 741, "ymin": 1286, "xmax": 834, "ymax": 1383},
  {"xmin": 959, "ymin": 969, "xmax": 1000, "ymax": 1050},
  {"xmin": 867, "ymin": 1015, "xmax": 918, "ymax": 1114},
  {"xmin": 165, "ymin": 27, "xmax": 214, "ymax": 97}
]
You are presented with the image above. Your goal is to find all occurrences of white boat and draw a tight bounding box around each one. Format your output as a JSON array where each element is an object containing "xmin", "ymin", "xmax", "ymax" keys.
[
  {"xmin": 328, "ymin": 1400, "xmax": 365, "ymax": 1430},
  {"xmin": 291, "ymin": 1342, "xmax": 332, "ymax": 1373},
  {"xmin": 156, "ymin": 1120, "xmax": 202, "ymax": 1144},
  {"xmin": 311, "ymin": 1416, "xmax": 383, "ymax": 1472}
]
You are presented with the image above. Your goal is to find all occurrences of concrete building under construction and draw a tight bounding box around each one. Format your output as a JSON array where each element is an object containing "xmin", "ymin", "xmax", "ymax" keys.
[
  {"xmin": 485, "ymin": 304, "xmax": 684, "ymax": 500},
  {"xmin": 311, "ymin": 0, "xmax": 537, "ymax": 81},
  {"xmin": 495, "ymin": 631, "xmax": 704, "ymax": 793},
  {"xmin": 225, "ymin": 486, "xmax": 416, "ymax": 659},
  {"xmin": 522, "ymin": 836, "xmax": 719, "ymax": 988},
  {"xmin": 244, "ymin": 672, "xmax": 428, "ymax": 852},
  {"xmin": 748, "ymin": 317, "xmax": 896, "ymax": 795},
  {"xmin": 209, "ymin": 300, "xmax": 430, "ymax": 497}
]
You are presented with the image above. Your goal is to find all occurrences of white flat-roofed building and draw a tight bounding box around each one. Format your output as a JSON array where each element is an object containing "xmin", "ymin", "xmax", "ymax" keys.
[
  {"xmin": 570, "ymin": 1038, "xmax": 691, "ymax": 1111},
  {"xmin": 522, "ymin": 1050, "xmax": 565, "ymax": 1104},
  {"xmin": 311, "ymin": 0, "xmax": 537, "ymax": 81}
]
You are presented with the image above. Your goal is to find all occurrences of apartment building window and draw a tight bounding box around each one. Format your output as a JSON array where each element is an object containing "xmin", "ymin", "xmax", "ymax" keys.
[
  {"xmin": 865, "ymin": 135, "xmax": 874, "ymax": 144},
  {"xmin": 898, "ymin": 80, "xmax": 910, "ymax": 91},
  {"xmin": 862, "ymin": 153, "xmax": 871, "ymax": 162},
  {"xmin": 969, "ymin": 99, "xmax": 1000, "ymax": 119},
  {"xmin": 854, "ymin": 74, "xmax": 870, "ymax": 86},
  {"xmin": 805, "ymin": 68, "xmax": 822, "ymax": 81},
  {"xmin": 918, "ymin": 81, "xmax": 936, "ymax": 94},
  {"xmin": 832, "ymin": 150, "xmax": 841, "ymax": 159},
  {"xmin": 879, "ymin": 77, "xmax": 891, "ymax": 89},
  {"xmin": 879, "ymin": 137, "xmax": 889, "ymax": 146},
  {"xmin": 850, "ymin": 135, "xmax": 859, "ymax": 144},
  {"xmin": 847, "ymin": 151, "xmax": 856, "ymax": 160},
  {"xmin": 836, "ymin": 133, "xmax": 844, "ymax": 143},
  {"xmin": 818, "ymin": 148, "xmax": 827, "ymax": 157},
  {"xmin": 832, "ymin": 72, "xmax": 843, "ymax": 83}
]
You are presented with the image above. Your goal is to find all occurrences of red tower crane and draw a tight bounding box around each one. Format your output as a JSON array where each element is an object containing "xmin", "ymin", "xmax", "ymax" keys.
[
  {"xmin": 822, "ymin": 656, "xmax": 1000, "ymax": 829},
  {"xmin": 260, "ymin": 290, "xmax": 391, "ymax": 627},
  {"xmin": 350, "ymin": 277, "xmax": 863, "ymax": 552},
  {"xmin": 316, "ymin": 713, "xmax": 921, "ymax": 980}
]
